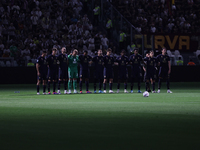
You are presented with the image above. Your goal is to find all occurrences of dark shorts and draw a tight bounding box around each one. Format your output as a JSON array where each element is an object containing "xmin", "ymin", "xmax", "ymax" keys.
[
  {"xmin": 118, "ymin": 70, "xmax": 128, "ymax": 80},
  {"xmin": 59, "ymin": 69, "xmax": 68, "ymax": 80},
  {"xmin": 131, "ymin": 69, "xmax": 142, "ymax": 78},
  {"xmin": 158, "ymin": 68, "xmax": 169, "ymax": 79},
  {"xmin": 94, "ymin": 70, "xmax": 103, "ymax": 80},
  {"xmin": 80, "ymin": 69, "xmax": 90, "ymax": 78},
  {"xmin": 104, "ymin": 68, "xmax": 113, "ymax": 79},
  {"xmin": 37, "ymin": 72, "xmax": 47, "ymax": 81},
  {"xmin": 145, "ymin": 71, "xmax": 156, "ymax": 80},
  {"xmin": 48, "ymin": 69, "xmax": 58, "ymax": 81}
]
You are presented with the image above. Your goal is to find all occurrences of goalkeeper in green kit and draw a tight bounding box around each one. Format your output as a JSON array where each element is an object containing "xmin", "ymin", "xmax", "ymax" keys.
[{"xmin": 68, "ymin": 49, "xmax": 80, "ymax": 94}]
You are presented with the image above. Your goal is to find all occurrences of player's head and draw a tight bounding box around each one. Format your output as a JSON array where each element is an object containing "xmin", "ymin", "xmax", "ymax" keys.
[
  {"xmin": 61, "ymin": 47, "xmax": 66, "ymax": 54},
  {"xmin": 83, "ymin": 50, "xmax": 88, "ymax": 56},
  {"xmin": 72, "ymin": 49, "xmax": 78, "ymax": 56},
  {"xmin": 162, "ymin": 47, "xmax": 166, "ymax": 55},
  {"xmin": 98, "ymin": 49, "xmax": 102, "ymax": 56},
  {"xmin": 150, "ymin": 50, "xmax": 154, "ymax": 57},
  {"xmin": 42, "ymin": 50, "xmax": 47, "ymax": 57},
  {"xmin": 107, "ymin": 48, "xmax": 112, "ymax": 56},
  {"xmin": 52, "ymin": 48, "xmax": 57, "ymax": 55},
  {"xmin": 121, "ymin": 50, "xmax": 126, "ymax": 56},
  {"xmin": 134, "ymin": 48, "xmax": 139, "ymax": 55}
]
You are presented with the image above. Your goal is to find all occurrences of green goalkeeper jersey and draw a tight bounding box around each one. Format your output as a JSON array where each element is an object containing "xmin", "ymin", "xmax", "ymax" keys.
[{"xmin": 68, "ymin": 55, "xmax": 79, "ymax": 71}]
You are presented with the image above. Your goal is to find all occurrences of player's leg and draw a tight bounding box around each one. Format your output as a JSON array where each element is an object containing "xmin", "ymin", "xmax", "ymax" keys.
[
  {"xmin": 157, "ymin": 68, "xmax": 162, "ymax": 93},
  {"xmin": 57, "ymin": 79, "xmax": 62, "ymax": 94},
  {"xmin": 98, "ymin": 70, "xmax": 104, "ymax": 93},
  {"xmin": 73, "ymin": 71, "xmax": 78, "ymax": 93},
  {"xmin": 103, "ymin": 69, "xmax": 107, "ymax": 93},
  {"xmin": 109, "ymin": 70, "xmax": 114, "ymax": 93},
  {"xmin": 137, "ymin": 72, "xmax": 142, "ymax": 93},
  {"xmin": 63, "ymin": 70, "xmax": 68, "ymax": 94},
  {"xmin": 52, "ymin": 71, "xmax": 58, "ymax": 94},
  {"xmin": 36, "ymin": 76, "xmax": 41, "ymax": 95},
  {"xmin": 166, "ymin": 74, "xmax": 172, "ymax": 93},
  {"xmin": 68, "ymin": 70, "xmax": 73, "ymax": 94},
  {"xmin": 57, "ymin": 69, "xmax": 62, "ymax": 94},
  {"xmin": 85, "ymin": 70, "xmax": 91, "ymax": 93},
  {"xmin": 130, "ymin": 77, "xmax": 134, "ymax": 93},
  {"xmin": 117, "ymin": 78, "xmax": 120, "ymax": 93},
  {"xmin": 47, "ymin": 75, "xmax": 51, "ymax": 94},
  {"xmin": 79, "ymin": 69, "xmax": 83, "ymax": 93},
  {"xmin": 124, "ymin": 71, "xmax": 128, "ymax": 93},
  {"xmin": 145, "ymin": 79, "xmax": 150, "ymax": 92},
  {"xmin": 109, "ymin": 78, "xmax": 114, "ymax": 93},
  {"xmin": 43, "ymin": 79, "xmax": 47, "ymax": 94}
]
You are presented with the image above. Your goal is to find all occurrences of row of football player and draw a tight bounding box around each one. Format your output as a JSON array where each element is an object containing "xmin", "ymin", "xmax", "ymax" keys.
[{"xmin": 36, "ymin": 47, "xmax": 173, "ymax": 94}]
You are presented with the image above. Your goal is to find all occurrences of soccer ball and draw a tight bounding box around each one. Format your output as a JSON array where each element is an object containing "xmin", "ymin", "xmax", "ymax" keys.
[{"xmin": 143, "ymin": 91, "xmax": 149, "ymax": 97}]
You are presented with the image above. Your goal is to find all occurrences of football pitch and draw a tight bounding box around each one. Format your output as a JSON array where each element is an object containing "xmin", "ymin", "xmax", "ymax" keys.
[{"xmin": 0, "ymin": 83, "xmax": 200, "ymax": 150}]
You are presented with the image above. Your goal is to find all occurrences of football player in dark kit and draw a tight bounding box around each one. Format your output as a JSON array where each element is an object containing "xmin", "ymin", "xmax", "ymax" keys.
[
  {"xmin": 57, "ymin": 47, "xmax": 68, "ymax": 94},
  {"xmin": 36, "ymin": 50, "xmax": 48, "ymax": 95},
  {"xmin": 115, "ymin": 50, "xmax": 129, "ymax": 93},
  {"xmin": 46, "ymin": 48, "xmax": 59, "ymax": 94},
  {"xmin": 79, "ymin": 50, "xmax": 92, "ymax": 94},
  {"xmin": 157, "ymin": 47, "xmax": 172, "ymax": 93},
  {"xmin": 92, "ymin": 49, "xmax": 104, "ymax": 93},
  {"xmin": 103, "ymin": 48, "xmax": 115, "ymax": 93},
  {"xmin": 143, "ymin": 51, "xmax": 151, "ymax": 92},
  {"xmin": 129, "ymin": 48, "xmax": 144, "ymax": 93},
  {"xmin": 143, "ymin": 50, "xmax": 158, "ymax": 93}
]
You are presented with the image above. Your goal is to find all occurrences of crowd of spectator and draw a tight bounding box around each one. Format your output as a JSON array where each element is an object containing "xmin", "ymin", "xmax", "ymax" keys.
[
  {"xmin": 110, "ymin": 0, "xmax": 200, "ymax": 34},
  {"xmin": 0, "ymin": 0, "xmax": 112, "ymax": 66}
]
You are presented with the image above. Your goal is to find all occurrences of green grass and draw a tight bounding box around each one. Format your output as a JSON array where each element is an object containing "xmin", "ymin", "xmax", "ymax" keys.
[{"xmin": 0, "ymin": 83, "xmax": 200, "ymax": 150}]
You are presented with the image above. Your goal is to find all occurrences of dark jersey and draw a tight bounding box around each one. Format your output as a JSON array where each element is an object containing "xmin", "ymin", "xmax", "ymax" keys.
[
  {"xmin": 46, "ymin": 54, "xmax": 58, "ymax": 70},
  {"xmin": 116, "ymin": 55, "xmax": 129, "ymax": 71},
  {"xmin": 36, "ymin": 56, "xmax": 48, "ymax": 73},
  {"xmin": 129, "ymin": 54, "xmax": 143, "ymax": 69},
  {"xmin": 79, "ymin": 54, "xmax": 92, "ymax": 70},
  {"xmin": 57, "ymin": 53, "xmax": 68, "ymax": 70},
  {"xmin": 103, "ymin": 55, "xmax": 114, "ymax": 69},
  {"xmin": 157, "ymin": 54, "xmax": 170, "ymax": 69},
  {"xmin": 92, "ymin": 55, "xmax": 104, "ymax": 70},
  {"xmin": 144, "ymin": 57, "xmax": 157, "ymax": 72}
]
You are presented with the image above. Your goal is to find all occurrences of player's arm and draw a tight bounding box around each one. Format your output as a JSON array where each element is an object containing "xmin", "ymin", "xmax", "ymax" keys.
[
  {"xmin": 168, "ymin": 60, "xmax": 171, "ymax": 74},
  {"xmin": 114, "ymin": 57, "xmax": 118, "ymax": 65},
  {"xmin": 36, "ymin": 63, "xmax": 40, "ymax": 76},
  {"xmin": 143, "ymin": 66, "xmax": 146, "ymax": 72}
]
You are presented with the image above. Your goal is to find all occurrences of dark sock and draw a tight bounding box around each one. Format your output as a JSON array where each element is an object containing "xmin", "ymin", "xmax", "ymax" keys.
[
  {"xmin": 138, "ymin": 80, "xmax": 141, "ymax": 90},
  {"xmin": 103, "ymin": 83, "xmax": 106, "ymax": 90},
  {"xmin": 117, "ymin": 83, "xmax": 120, "ymax": 89},
  {"xmin": 64, "ymin": 81, "xmax": 67, "ymax": 90},
  {"xmin": 131, "ymin": 78, "xmax": 134, "ymax": 90},
  {"xmin": 86, "ymin": 81, "xmax": 89, "ymax": 91},
  {"xmin": 124, "ymin": 83, "xmax": 127, "ymax": 89},
  {"xmin": 48, "ymin": 81, "xmax": 50, "ymax": 92},
  {"xmin": 43, "ymin": 85, "xmax": 46, "ymax": 93},
  {"xmin": 158, "ymin": 79, "xmax": 161, "ymax": 89},
  {"xmin": 152, "ymin": 82, "xmax": 155, "ymax": 91},
  {"xmin": 99, "ymin": 79, "xmax": 102, "ymax": 90},
  {"xmin": 167, "ymin": 78, "xmax": 170, "ymax": 89},
  {"xmin": 109, "ymin": 83, "xmax": 112, "ymax": 90},
  {"xmin": 58, "ymin": 80, "xmax": 61, "ymax": 90},
  {"xmin": 53, "ymin": 82, "xmax": 56, "ymax": 92},
  {"xmin": 145, "ymin": 82, "xmax": 149, "ymax": 91},
  {"xmin": 37, "ymin": 85, "xmax": 39, "ymax": 92},
  {"xmin": 94, "ymin": 79, "xmax": 97, "ymax": 91},
  {"xmin": 79, "ymin": 80, "xmax": 82, "ymax": 91}
]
